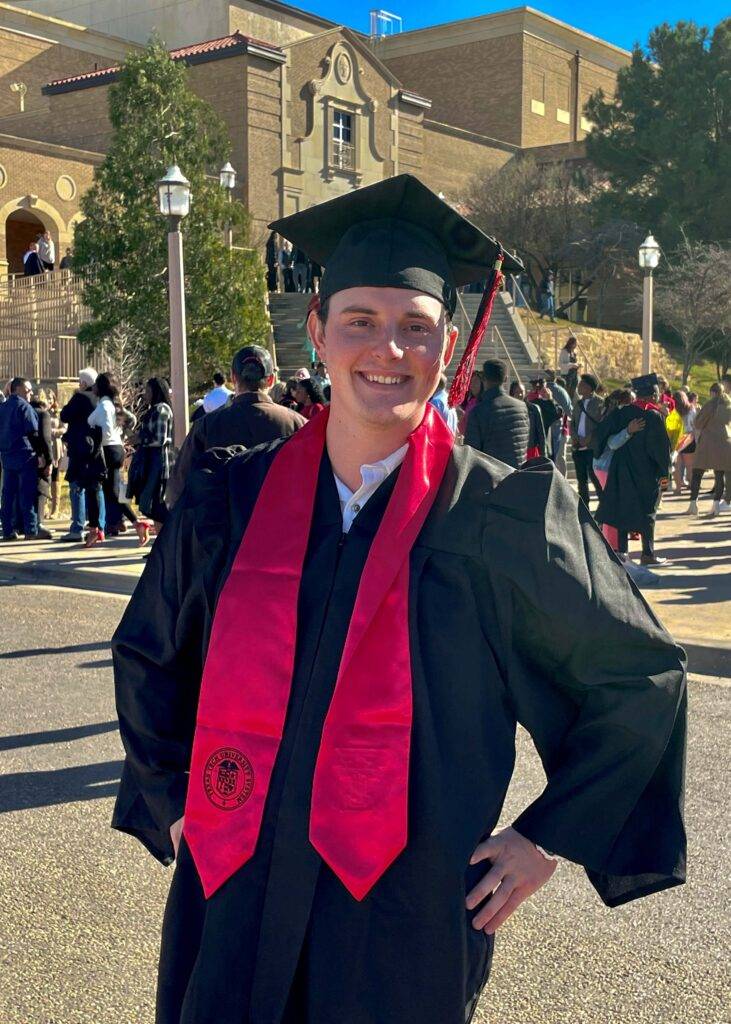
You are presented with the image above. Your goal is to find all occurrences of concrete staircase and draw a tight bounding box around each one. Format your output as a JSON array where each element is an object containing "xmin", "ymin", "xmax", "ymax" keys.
[
  {"xmin": 452, "ymin": 291, "xmax": 542, "ymax": 385},
  {"xmin": 268, "ymin": 292, "xmax": 315, "ymax": 380},
  {"xmin": 268, "ymin": 289, "xmax": 543, "ymax": 385}
]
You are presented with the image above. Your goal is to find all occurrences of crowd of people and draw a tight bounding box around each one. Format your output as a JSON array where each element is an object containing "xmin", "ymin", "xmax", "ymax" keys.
[
  {"xmin": 265, "ymin": 232, "xmax": 322, "ymax": 293},
  {"xmin": 0, "ymin": 368, "xmax": 172, "ymax": 545},
  {"xmin": 462, "ymin": 357, "xmax": 731, "ymax": 583},
  {"xmin": 1, "ymin": 343, "xmax": 729, "ymax": 573}
]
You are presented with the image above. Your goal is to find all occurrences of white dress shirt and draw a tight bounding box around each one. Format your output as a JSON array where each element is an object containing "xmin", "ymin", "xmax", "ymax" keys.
[
  {"xmin": 333, "ymin": 444, "xmax": 408, "ymax": 533},
  {"xmin": 203, "ymin": 384, "xmax": 233, "ymax": 413}
]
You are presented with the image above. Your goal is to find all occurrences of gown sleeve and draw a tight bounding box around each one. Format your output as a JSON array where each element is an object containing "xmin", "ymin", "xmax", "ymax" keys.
[
  {"xmin": 111, "ymin": 448, "xmax": 234, "ymax": 864},
  {"xmin": 482, "ymin": 461, "xmax": 687, "ymax": 907}
]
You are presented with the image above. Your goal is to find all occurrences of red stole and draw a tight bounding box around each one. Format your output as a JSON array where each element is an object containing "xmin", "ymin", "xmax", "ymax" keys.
[{"xmin": 183, "ymin": 405, "xmax": 455, "ymax": 900}]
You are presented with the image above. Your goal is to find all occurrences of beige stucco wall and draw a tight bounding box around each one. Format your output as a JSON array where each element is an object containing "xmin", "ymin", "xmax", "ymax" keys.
[
  {"xmin": 229, "ymin": 0, "xmax": 326, "ymax": 46},
  {"xmin": 8, "ymin": 0, "xmax": 229, "ymax": 49}
]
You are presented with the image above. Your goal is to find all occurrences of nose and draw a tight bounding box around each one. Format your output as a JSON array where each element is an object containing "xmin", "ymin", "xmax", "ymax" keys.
[{"xmin": 373, "ymin": 335, "xmax": 405, "ymax": 361}]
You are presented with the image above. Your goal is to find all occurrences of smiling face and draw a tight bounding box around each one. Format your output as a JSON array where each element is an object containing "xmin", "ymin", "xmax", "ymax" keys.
[{"xmin": 308, "ymin": 286, "xmax": 458, "ymax": 432}]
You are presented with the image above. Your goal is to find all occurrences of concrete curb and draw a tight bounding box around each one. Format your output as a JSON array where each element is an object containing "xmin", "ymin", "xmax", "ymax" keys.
[
  {"xmin": 0, "ymin": 557, "xmax": 137, "ymax": 597},
  {"xmin": 1, "ymin": 558, "xmax": 726, "ymax": 677}
]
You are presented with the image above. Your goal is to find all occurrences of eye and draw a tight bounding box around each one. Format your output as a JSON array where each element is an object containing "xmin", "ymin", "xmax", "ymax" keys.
[
  {"xmin": 406, "ymin": 323, "xmax": 430, "ymax": 333},
  {"xmin": 348, "ymin": 318, "xmax": 371, "ymax": 328}
]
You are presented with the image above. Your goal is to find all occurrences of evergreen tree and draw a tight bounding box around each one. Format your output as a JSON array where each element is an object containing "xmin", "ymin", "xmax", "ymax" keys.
[
  {"xmin": 73, "ymin": 39, "xmax": 269, "ymax": 389},
  {"xmin": 586, "ymin": 19, "xmax": 731, "ymax": 246}
]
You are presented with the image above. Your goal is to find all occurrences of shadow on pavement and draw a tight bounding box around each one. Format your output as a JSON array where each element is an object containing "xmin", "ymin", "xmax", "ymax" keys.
[
  {"xmin": 0, "ymin": 641, "xmax": 109, "ymax": 659},
  {"xmin": 681, "ymin": 643, "xmax": 731, "ymax": 678},
  {"xmin": 0, "ymin": 760, "xmax": 123, "ymax": 812},
  {"xmin": 653, "ymin": 572, "xmax": 731, "ymax": 603},
  {"xmin": 0, "ymin": 720, "xmax": 118, "ymax": 752}
]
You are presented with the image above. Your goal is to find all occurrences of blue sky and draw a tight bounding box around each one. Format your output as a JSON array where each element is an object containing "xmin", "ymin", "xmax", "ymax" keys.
[{"xmin": 304, "ymin": 1, "xmax": 727, "ymax": 52}]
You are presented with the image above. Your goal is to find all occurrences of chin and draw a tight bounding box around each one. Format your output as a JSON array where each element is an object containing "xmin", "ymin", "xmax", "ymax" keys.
[{"xmin": 356, "ymin": 398, "xmax": 425, "ymax": 428}]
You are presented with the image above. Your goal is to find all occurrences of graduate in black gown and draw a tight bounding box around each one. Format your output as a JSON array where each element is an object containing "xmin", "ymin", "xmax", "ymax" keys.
[
  {"xmin": 595, "ymin": 374, "xmax": 672, "ymax": 564},
  {"xmin": 112, "ymin": 176, "xmax": 686, "ymax": 1024}
]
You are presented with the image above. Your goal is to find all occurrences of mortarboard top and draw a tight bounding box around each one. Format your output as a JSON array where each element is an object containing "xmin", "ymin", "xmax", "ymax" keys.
[
  {"xmin": 631, "ymin": 372, "xmax": 659, "ymax": 394},
  {"xmin": 269, "ymin": 175, "xmax": 522, "ymax": 317}
]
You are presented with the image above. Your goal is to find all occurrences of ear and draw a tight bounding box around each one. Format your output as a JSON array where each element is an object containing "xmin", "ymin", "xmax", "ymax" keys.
[
  {"xmin": 443, "ymin": 324, "xmax": 459, "ymax": 369},
  {"xmin": 307, "ymin": 310, "xmax": 327, "ymax": 362}
]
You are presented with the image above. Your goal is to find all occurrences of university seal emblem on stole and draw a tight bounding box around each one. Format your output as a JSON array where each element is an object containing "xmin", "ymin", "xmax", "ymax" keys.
[{"xmin": 203, "ymin": 748, "xmax": 255, "ymax": 810}]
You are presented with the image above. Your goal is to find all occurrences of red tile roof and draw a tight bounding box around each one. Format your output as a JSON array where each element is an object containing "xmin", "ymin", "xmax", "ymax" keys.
[{"xmin": 44, "ymin": 31, "xmax": 283, "ymax": 92}]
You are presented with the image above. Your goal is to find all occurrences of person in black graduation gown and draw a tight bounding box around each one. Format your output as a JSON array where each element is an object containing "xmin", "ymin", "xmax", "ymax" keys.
[
  {"xmin": 112, "ymin": 176, "xmax": 686, "ymax": 1024},
  {"xmin": 595, "ymin": 374, "xmax": 671, "ymax": 566}
]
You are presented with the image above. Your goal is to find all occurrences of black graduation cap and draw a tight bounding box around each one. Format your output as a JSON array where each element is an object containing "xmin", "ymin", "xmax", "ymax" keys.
[
  {"xmin": 268, "ymin": 174, "xmax": 522, "ymax": 317},
  {"xmin": 631, "ymin": 372, "xmax": 659, "ymax": 395}
]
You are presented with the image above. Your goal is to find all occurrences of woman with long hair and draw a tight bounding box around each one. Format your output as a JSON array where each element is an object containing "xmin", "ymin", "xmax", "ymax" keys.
[
  {"xmin": 672, "ymin": 389, "xmax": 696, "ymax": 494},
  {"xmin": 558, "ymin": 336, "xmax": 580, "ymax": 398},
  {"xmin": 294, "ymin": 377, "xmax": 326, "ymax": 420},
  {"xmin": 89, "ymin": 373, "xmax": 149, "ymax": 544},
  {"xmin": 126, "ymin": 377, "xmax": 173, "ymax": 540}
]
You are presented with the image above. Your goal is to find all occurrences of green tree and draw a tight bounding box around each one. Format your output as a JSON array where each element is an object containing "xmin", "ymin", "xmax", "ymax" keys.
[
  {"xmin": 73, "ymin": 39, "xmax": 269, "ymax": 389},
  {"xmin": 586, "ymin": 19, "xmax": 731, "ymax": 246}
]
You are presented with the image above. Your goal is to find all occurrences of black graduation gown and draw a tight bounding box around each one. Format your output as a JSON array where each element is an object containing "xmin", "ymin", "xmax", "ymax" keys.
[
  {"xmin": 595, "ymin": 406, "xmax": 671, "ymax": 532},
  {"xmin": 112, "ymin": 441, "xmax": 686, "ymax": 1024}
]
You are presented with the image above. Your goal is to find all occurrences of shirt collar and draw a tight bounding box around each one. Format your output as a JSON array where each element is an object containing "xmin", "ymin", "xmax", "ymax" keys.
[{"xmin": 333, "ymin": 443, "xmax": 409, "ymax": 531}]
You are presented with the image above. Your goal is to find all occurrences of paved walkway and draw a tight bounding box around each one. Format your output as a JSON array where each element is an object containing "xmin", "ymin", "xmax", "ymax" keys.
[{"xmin": 0, "ymin": 487, "xmax": 728, "ymax": 670}]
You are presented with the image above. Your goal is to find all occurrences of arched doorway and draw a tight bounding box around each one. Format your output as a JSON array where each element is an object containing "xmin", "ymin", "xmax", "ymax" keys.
[{"xmin": 5, "ymin": 209, "xmax": 46, "ymax": 275}]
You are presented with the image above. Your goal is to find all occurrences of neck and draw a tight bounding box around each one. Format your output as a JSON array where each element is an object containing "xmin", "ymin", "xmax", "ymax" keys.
[{"xmin": 325, "ymin": 403, "xmax": 421, "ymax": 492}]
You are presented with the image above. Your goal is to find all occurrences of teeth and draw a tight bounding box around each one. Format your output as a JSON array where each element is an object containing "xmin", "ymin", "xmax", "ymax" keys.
[{"xmin": 363, "ymin": 373, "xmax": 404, "ymax": 385}]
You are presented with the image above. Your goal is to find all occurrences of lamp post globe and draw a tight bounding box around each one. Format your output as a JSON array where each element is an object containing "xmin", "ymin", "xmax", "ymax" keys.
[
  {"xmin": 638, "ymin": 234, "xmax": 660, "ymax": 270},
  {"xmin": 158, "ymin": 164, "xmax": 191, "ymax": 220},
  {"xmin": 219, "ymin": 161, "xmax": 237, "ymax": 191}
]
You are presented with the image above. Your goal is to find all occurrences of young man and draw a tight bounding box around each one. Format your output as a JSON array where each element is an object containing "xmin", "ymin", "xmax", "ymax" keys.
[
  {"xmin": 165, "ymin": 345, "xmax": 306, "ymax": 509},
  {"xmin": 0, "ymin": 378, "xmax": 53, "ymax": 540},
  {"xmin": 112, "ymin": 176, "xmax": 686, "ymax": 1024},
  {"xmin": 463, "ymin": 357, "xmax": 529, "ymax": 467},
  {"xmin": 202, "ymin": 371, "xmax": 233, "ymax": 413},
  {"xmin": 570, "ymin": 372, "xmax": 605, "ymax": 505}
]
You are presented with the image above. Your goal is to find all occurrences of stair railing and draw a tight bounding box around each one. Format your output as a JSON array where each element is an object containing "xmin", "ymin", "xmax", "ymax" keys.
[
  {"xmin": 490, "ymin": 323, "xmax": 523, "ymax": 385},
  {"xmin": 455, "ymin": 293, "xmax": 523, "ymax": 384},
  {"xmin": 506, "ymin": 275, "xmax": 549, "ymax": 366}
]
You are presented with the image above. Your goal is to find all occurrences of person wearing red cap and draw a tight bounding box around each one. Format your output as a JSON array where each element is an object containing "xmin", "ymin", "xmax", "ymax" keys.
[{"xmin": 112, "ymin": 176, "xmax": 686, "ymax": 1024}]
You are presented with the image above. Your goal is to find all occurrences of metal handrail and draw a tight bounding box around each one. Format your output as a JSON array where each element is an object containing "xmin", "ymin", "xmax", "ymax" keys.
[
  {"xmin": 507, "ymin": 275, "xmax": 549, "ymax": 365},
  {"xmin": 508, "ymin": 275, "xmax": 602, "ymax": 383},
  {"xmin": 454, "ymin": 293, "xmax": 523, "ymax": 384},
  {"xmin": 491, "ymin": 323, "xmax": 523, "ymax": 385}
]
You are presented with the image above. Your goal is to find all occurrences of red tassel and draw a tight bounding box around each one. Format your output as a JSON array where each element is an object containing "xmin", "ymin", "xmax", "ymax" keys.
[
  {"xmin": 307, "ymin": 294, "xmax": 321, "ymax": 318},
  {"xmin": 448, "ymin": 255, "xmax": 504, "ymax": 409}
]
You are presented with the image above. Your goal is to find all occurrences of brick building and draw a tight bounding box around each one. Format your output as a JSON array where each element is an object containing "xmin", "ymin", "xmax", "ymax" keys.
[{"xmin": 0, "ymin": 0, "xmax": 631, "ymax": 318}]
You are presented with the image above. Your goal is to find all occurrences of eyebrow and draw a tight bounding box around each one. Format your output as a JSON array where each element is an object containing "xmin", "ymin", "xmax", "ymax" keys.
[{"xmin": 338, "ymin": 305, "xmax": 438, "ymax": 323}]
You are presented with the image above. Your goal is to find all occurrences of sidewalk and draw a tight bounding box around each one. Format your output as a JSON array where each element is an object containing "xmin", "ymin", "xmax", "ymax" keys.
[
  {"xmin": 0, "ymin": 520, "xmax": 144, "ymax": 596},
  {"xmin": 0, "ymin": 493, "xmax": 728, "ymax": 668}
]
